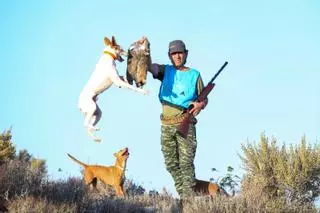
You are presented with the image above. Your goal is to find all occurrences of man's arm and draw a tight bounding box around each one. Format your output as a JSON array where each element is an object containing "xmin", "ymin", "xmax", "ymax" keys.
[
  {"xmin": 189, "ymin": 75, "xmax": 208, "ymax": 116},
  {"xmin": 148, "ymin": 63, "xmax": 166, "ymax": 81},
  {"xmin": 197, "ymin": 75, "xmax": 208, "ymax": 108}
]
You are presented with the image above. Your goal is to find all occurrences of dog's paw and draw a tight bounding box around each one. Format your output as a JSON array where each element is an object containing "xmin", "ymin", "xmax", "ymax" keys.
[
  {"xmin": 87, "ymin": 127, "xmax": 102, "ymax": 142},
  {"xmin": 94, "ymin": 138, "xmax": 102, "ymax": 143},
  {"xmin": 141, "ymin": 88, "xmax": 149, "ymax": 95},
  {"xmin": 88, "ymin": 125, "xmax": 100, "ymax": 131}
]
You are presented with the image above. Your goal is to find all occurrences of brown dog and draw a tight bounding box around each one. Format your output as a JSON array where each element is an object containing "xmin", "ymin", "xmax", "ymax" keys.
[
  {"xmin": 195, "ymin": 179, "xmax": 229, "ymax": 197},
  {"xmin": 67, "ymin": 147, "xmax": 129, "ymax": 197}
]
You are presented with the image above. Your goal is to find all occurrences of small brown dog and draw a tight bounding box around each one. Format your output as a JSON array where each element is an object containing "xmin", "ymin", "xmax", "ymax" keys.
[
  {"xmin": 195, "ymin": 179, "xmax": 229, "ymax": 197},
  {"xmin": 67, "ymin": 147, "xmax": 129, "ymax": 197}
]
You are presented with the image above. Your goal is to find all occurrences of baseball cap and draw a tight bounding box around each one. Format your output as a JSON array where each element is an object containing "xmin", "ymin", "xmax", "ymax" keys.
[{"xmin": 168, "ymin": 40, "xmax": 187, "ymax": 54}]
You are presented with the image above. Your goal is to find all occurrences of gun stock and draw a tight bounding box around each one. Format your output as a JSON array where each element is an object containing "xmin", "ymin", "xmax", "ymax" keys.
[
  {"xmin": 177, "ymin": 113, "xmax": 194, "ymax": 138},
  {"xmin": 177, "ymin": 62, "xmax": 228, "ymax": 138},
  {"xmin": 177, "ymin": 84, "xmax": 215, "ymax": 138}
]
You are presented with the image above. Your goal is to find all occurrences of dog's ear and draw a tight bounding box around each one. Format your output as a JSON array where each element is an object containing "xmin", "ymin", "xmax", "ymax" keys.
[
  {"xmin": 111, "ymin": 36, "xmax": 117, "ymax": 46},
  {"xmin": 139, "ymin": 36, "xmax": 146, "ymax": 44},
  {"xmin": 113, "ymin": 153, "xmax": 117, "ymax": 157},
  {"xmin": 104, "ymin": 37, "xmax": 112, "ymax": 46}
]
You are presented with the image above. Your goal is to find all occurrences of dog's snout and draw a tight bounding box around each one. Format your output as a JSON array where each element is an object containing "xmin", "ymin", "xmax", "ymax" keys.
[
  {"xmin": 120, "ymin": 50, "xmax": 128, "ymax": 56},
  {"xmin": 118, "ymin": 56, "xmax": 124, "ymax": 62}
]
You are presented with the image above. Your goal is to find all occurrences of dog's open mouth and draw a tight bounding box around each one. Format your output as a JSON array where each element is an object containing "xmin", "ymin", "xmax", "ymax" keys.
[
  {"xmin": 118, "ymin": 55, "xmax": 124, "ymax": 62},
  {"xmin": 122, "ymin": 148, "xmax": 129, "ymax": 156}
]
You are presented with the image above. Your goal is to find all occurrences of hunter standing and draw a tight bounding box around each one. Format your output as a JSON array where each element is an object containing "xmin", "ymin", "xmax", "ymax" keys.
[{"xmin": 148, "ymin": 40, "xmax": 207, "ymax": 199}]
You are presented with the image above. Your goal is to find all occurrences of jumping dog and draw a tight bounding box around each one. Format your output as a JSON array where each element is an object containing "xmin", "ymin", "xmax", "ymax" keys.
[{"xmin": 78, "ymin": 36, "xmax": 148, "ymax": 142}]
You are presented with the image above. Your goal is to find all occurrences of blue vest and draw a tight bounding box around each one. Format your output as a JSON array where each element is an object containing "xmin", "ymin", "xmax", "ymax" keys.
[{"xmin": 159, "ymin": 65, "xmax": 200, "ymax": 109}]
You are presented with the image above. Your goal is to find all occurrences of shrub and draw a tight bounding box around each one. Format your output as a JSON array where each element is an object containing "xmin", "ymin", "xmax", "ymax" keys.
[
  {"xmin": 0, "ymin": 159, "xmax": 45, "ymax": 198},
  {"xmin": 210, "ymin": 166, "xmax": 241, "ymax": 195},
  {"xmin": 0, "ymin": 128, "xmax": 15, "ymax": 165},
  {"xmin": 240, "ymin": 133, "xmax": 320, "ymax": 204}
]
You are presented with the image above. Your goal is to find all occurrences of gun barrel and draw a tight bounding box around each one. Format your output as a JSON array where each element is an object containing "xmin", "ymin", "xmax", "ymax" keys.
[{"xmin": 209, "ymin": 61, "xmax": 228, "ymax": 84}]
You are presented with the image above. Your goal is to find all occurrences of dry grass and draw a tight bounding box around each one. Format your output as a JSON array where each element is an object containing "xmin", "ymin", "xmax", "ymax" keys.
[
  {"xmin": 0, "ymin": 159, "xmax": 319, "ymax": 213},
  {"xmin": 3, "ymin": 182, "xmax": 319, "ymax": 213},
  {"xmin": 5, "ymin": 193, "xmax": 319, "ymax": 213}
]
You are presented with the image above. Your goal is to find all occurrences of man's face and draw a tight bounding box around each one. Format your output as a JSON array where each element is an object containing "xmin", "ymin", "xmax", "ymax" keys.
[{"xmin": 170, "ymin": 51, "xmax": 187, "ymax": 68}]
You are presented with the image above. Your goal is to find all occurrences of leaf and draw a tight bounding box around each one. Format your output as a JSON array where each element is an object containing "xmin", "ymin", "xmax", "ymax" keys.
[{"xmin": 227, "ymin": 166, "xmax": 234, "ymax": 172}]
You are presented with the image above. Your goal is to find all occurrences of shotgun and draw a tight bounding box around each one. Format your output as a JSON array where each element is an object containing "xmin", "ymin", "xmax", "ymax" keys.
[{"xmin": 177, "ymin": 61, "xmax": 228, "ymax": 138}]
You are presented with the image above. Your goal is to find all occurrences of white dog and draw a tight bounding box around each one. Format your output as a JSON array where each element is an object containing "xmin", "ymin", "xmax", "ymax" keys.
[{"xmin": 78, "ymin": 36, "xmax": 148, "ymax": 142}]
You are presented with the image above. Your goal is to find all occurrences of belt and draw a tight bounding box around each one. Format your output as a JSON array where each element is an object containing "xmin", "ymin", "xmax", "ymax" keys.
[{"xmin": 160, "ymin": 113, "xmax": 197, "ymax": 125}]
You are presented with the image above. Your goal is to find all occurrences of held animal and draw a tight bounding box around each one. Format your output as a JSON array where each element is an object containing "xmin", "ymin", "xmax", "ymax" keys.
[
  {"xmin": 67, "ymin": 147, "xmax": 129, "ymax": 197},
  {"xmin": 78, "ymin": 36, "xmax": 148, "ymax": 142},
  {"xmin": 126, "ymin": 36, "xmax": 151, "ymax": 87},
  {"xmin": 195, "ymin": 179, "xmax": 229, "ymax": 197}
]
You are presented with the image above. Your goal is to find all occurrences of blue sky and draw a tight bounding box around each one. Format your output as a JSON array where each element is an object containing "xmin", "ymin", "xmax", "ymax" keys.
[{"xmin": 1, "ymin": 0, "xmax": 319, "ymax": 196}]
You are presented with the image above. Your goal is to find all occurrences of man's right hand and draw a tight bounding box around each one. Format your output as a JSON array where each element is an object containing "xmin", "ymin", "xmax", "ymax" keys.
[{"xmin": 189, "ymin": 101, "xmax": 205, "ymax": 116}]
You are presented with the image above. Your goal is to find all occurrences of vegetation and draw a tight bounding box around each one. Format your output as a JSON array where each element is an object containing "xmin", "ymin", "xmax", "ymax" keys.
[
  {"xmin": 240, "ymin": 133, "xmax": 320, "ymax": 205},
  {"xmin": 0, "ymin": 128, "xmax": 15, "ymax": 165},
  {"xmin": 0, "ymin": 129, "xmax": 319, "ymax": 212},
  {"xmin": 210, "ymin": 166, "xmax": 241, "ymax": 196}
]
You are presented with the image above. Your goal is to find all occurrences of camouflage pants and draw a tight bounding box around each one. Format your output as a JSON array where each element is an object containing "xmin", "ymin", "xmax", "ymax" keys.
[{"xmin": 160, "ymin": 124, "xmax": 197, "ymax": 198}]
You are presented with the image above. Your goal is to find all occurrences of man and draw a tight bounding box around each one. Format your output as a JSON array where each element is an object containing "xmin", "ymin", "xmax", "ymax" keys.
[{"xmin": 148, "ymin": 40, "xmax": 207, "ymax": 199}]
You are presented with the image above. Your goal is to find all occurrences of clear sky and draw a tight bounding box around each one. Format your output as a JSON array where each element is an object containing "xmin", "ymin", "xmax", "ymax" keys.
[{"xmin": 1, "ymin": 0, "xmax": 319, "ymax": 196}]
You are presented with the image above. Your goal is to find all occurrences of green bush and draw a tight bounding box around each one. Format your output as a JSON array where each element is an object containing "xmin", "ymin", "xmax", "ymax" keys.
[
  {"xmin": 0, "ymin": 129, "xmax": 15, "ymax": 165},
  {"xmin": 240, "ymin": 133, "xmax": 320, "ymax": 204}
]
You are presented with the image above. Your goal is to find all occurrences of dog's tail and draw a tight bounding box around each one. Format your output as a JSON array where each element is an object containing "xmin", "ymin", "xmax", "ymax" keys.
[{"xmin": 67, "ymin": 153, "xmax": 87, "ymax": 167}]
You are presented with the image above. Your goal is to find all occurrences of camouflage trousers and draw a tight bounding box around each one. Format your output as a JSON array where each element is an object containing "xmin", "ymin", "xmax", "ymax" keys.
[{"xmin": 160, "ymin": 123, "xmax": 197, "ymax": 198}]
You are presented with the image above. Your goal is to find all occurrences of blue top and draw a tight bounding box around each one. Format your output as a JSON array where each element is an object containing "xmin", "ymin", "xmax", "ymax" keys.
[{"xmin": 158, "ymin": 65, "xmax": 200, "ymax": 109}]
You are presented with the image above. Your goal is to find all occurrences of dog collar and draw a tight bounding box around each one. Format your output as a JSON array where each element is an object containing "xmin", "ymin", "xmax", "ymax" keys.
[{"xmin": 103, "ymin": 51, "xmax": 117, "ymax": 60}]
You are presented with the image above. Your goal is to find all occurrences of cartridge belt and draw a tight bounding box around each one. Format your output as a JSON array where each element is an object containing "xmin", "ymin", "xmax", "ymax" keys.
[{"xmin": 160, "ymin": 113, "xmax": 197, "ymax": 125}]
